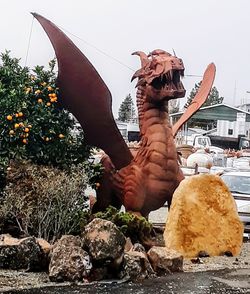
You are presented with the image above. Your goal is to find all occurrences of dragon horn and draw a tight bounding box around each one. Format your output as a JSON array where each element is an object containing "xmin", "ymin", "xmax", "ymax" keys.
[
  {"xmin": 131, "ymin": 51, "xmax": 148, "ymax": 67},
  {"xmin": 172, "ymin": 63, "xmax": 216, "ymax": 137}
]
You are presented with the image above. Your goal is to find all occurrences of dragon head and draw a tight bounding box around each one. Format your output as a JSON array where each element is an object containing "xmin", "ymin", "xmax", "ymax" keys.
[{"xmin": 132, "ymin": 49, "xmax": 186, "ymax": 101}]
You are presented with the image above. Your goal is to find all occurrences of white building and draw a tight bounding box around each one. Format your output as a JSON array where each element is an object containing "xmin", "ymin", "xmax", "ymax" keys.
[{"xmin": 170, "ymin": 103, "xmax": 250, "ymax": 149}]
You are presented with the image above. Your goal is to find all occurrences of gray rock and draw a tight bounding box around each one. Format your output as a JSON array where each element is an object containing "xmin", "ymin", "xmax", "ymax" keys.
[
  {"xmin": 147, "ymin": 246, "xmax": 183, "ymax": 275},
  {"xmin": 51, "ymin": 235, "xmax": 83, "ymax": 250},
  {"xmin": 131, "ymin": 243, "xmax": 146, "ymax": 253},
  {"xmin": 0, "ymin": 235, "xmax": 46, "ymax": 271},
  {"xmin": 49, "ymin": 235, "xmax": 92, "ymax": 282},
  {"xmin": 119, "ymin": 251, "xmax": 156, "ymax": 281},
  {"xmin": 83, "ymin": 218, "xmax": 126, "ymax": 264},
  {"xmin": 88, "ymin": 266, "xmax": 108, "ymax": 281},
  {"xmin": 131, "ymin": 243, "xmax": 155, "ymax": 278}
]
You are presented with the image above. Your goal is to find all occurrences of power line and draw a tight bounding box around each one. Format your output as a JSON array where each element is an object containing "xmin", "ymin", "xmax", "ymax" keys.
[
  {"xmin": 58, "ymin": 25, "xmax": 135, "ymax": 72},
  {"xmin": 58, "ymin": 26, "xmax": 203, "ymax": 78},
  {"xmin": 27, "ymin": 19, "xmax": 203, "ymax": 78},
  {"xmin": 25, "ymin": 16, "xmax": 34, "ymax": 66},
  {"xmin": 185, "ymin": 74, "xmax": 203, "ymax": 78}
]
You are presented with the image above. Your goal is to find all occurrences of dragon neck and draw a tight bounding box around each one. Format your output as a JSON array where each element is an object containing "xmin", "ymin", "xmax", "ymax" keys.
[{"xmin": 136, "ymin": 86, "xmax": 172, "ymax": 139}]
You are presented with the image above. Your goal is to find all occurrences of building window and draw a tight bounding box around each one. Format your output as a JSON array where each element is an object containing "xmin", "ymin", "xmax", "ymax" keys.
[{"xmin": 228, "ymin": 129, "xmax": 233, "ymax": 135}]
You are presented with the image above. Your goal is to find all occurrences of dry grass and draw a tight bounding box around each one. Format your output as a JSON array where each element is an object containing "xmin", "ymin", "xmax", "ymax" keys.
[{"xmin": 0, "ymin": 160, "xmax": 89, "ymax": 242}]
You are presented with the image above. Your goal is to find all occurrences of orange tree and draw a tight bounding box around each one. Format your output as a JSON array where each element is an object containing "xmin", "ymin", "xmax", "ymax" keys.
[{"xmin": 0, "ymin": 51, "xmax": 92, "ymax": 178}]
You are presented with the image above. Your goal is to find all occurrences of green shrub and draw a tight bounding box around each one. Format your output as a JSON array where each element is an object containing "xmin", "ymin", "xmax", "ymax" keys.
[
  {"xmin": 0, "ymin": 160, "xmax": 90, "ymax": 242},
  {"xmin": 93, "ymin": 206, "xmax": 153, "ymax": 243}
]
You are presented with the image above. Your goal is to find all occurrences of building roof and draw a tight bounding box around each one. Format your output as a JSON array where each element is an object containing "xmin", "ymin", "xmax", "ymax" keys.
[{"xmin": 170, "ymin": 103, "xmax": 250, "ymax": 122}]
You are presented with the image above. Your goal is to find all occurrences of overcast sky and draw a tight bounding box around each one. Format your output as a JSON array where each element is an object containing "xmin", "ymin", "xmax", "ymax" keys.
[{"xmin": 1, "ymin": 0, "xmax": 250, "ymax": 116}]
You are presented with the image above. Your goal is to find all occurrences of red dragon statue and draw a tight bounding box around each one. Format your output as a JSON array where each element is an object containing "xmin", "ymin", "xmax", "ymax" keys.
[{"xmin": 32, "ymin": 13, "xmax": 216, "ymax": 216}]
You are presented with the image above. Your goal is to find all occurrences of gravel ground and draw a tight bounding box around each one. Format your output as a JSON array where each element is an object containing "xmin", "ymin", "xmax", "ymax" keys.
[
  {"xmin": 183, "ymin": 241, "xmax": 250, "ymax": 272},
  {"xmin": 0, "ymin": 241, "xmax": 249, "ymax": 293}
]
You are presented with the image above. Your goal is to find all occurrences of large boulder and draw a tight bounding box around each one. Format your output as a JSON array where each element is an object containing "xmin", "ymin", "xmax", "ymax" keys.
[
  {"xmin": 0, "ymin": 234, "xmax": 46, "ymax": 270},
  {"xmin": 49, "ymin": 235, "xmax": 92, "ymax": 282},
  {"xmin": 164, "ymin": 174, "xmax": 244, "ymax": 258},
  {"xmin": 147, "ymin": 246, "xmax": 183, "ymax": 275},
  {"xmin": 83, "ymin": 218, "xmax": 126, "ymax": 264}
]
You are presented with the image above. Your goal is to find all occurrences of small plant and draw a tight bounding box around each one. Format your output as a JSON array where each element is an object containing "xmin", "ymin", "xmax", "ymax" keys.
[
  {"xmin": 0, "ymin": 160, "xmax": 90, "ymax": 242},
  {"xmin": 93, "ymin": 206, "xmax": 153, "ymax": 243}
]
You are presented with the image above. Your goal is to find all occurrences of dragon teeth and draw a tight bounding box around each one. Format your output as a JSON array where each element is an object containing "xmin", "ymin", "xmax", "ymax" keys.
[{"xmin": 169, "ymin": 70, "xmax": 173, "ymax": 80}]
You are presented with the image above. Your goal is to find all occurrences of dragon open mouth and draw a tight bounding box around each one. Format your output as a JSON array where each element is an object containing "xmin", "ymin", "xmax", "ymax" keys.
[
  {"xmin": 150, "ymin": 69, "xmax": 185, "ymax": 97},
  {"xmin": 131, "ymin": 50, "xmax": 186, "ymax": 99}
]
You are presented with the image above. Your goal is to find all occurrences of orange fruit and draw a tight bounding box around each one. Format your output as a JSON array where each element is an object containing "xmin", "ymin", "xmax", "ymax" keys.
[
  {"xmin": 41, "ymin": 82, "xmax": 47, "ymax": 86},
  {"xmin": 18, "ymin": 112, "xmax": 23, "ymax": 117},
  {"xmin": 38, "ymin": 98, "xmax": 43, "ymax": 103},
  {"xmin": 28, "ymin": 124, "xmax": 32, "ymax": 128},
  {"xmin": 96, "ymin": 183, "xmax": 101, "ymax": 188},
  {"xmin": 45, "ymin": 137, "xmax": 50, "ymax": 142},
  {"xmin": 22, "ymin": 138, "xmax": 27, "ymax": 144},
  {"xmin": 6, "ymin": 115, "xmax": 13, "ymax": 121},
  {"xmin": 58, "ymin": 134, "xmax": 64, "ymax": 139},
  {"xmin": 51, "ymin": 93, "xmax": 57, "ymax": 98},
  {"xmin": 24, "ymin": 128, "xmax": 29, "ymax": 133},
  {"xmin": 19, "ymin": 122, "xmax": 24, "ymax": 127},
  {"xmin": 35, "ymin": 90, "xmax": 41, "ymax": 95},
  {"xmin": 51, "ymin": 97, "xmax": 58, "ymax": 103},
  {"xmin": 25, "ymin": 87, "xmax": 31, "ymax": 94},
  {"xmin": 9, "ymin": 130, "xmax": 15, "ymax": 135},
  {"xmin": 14, "ymin": 123, "xmax": 19, "ymax": 128},
  {"xmin": 47, "ymin": 86, "xmax": 53, "ymax": 91},
  {"xmin": 46, "ymin": 102, "xmax": 51, "ymax": 106},
  {"xmin": 15, "ymin": 113, "xmax": 19, "ymax": 118}
]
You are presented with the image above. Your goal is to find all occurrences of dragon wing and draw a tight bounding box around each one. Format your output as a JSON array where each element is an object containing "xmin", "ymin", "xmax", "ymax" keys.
[
  {"xmin": 32, "ymin": 13, "xmax": 133, "ymax": 169},
  {"xmin": 172, "ymin": 63, "xmax": 216, "ymax": 137}
]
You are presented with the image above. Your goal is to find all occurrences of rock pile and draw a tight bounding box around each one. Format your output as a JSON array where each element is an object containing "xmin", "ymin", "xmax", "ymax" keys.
[{"xmin": 0, "ymin": 218, "xmax": 183, "ymax": 282}]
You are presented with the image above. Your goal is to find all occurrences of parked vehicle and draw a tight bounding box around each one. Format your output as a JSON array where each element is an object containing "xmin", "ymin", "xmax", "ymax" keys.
[
  {"xmin": 176, "ymin": 132, "xmax": 217, "ymax": 150},
  {"xmin": 221, "ymin": 171, "xmax": 250, "ymax": 233},
  {"xmin": 209, "ymin": 133, "xmax": 250, "ymax": 150}
]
